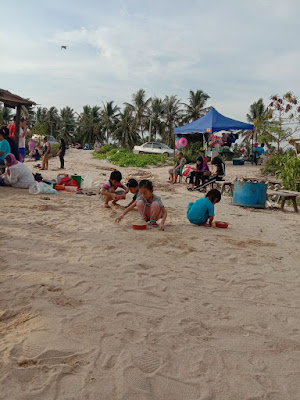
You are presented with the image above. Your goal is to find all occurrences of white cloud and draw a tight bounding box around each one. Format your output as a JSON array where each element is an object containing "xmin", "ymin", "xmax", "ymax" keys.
[{"xmin": 0, "ymin": 0, "xmax": 299, "ymax": 121}]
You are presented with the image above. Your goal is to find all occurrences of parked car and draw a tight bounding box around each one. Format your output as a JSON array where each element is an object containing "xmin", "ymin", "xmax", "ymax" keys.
[{"xmin": 133, "ymin": 142, "xmax": 176, "ymax": 157}]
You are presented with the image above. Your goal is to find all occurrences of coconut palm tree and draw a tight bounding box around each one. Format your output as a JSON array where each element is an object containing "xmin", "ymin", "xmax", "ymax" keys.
[
  {"xmin": 183, "ymin": 90, "xmax": 210, "ymax": 122},
  {"xmin": 112, "ymin": 106, "xmax": 139, "ymax": 150},
  {"xmin": 125, "ymin": 89, "xmax": 151, "ymax": 141},
  {"xmin": 100, "ymin": 101, "xmax": 120, "ymax": 143},
  {"xmin": 162, "ymin": 95, "xmax": 182, "ymax": 147},
  {"xmin": 76, "ymin": 105, "xmax": 103, "ymax": 145},
  {"xmin": 58, "ymin": 107, "xmax": 76, "ymax": 144},
  {"xmin": 146, "ymin": 97, "xmax": 165, "ymax": 141},
  {"xmin": 245, "ymin": 98, "xmax": 270, "ymax": 142},
  {"xmin": 35, "ymin": 107, "xmax": 48, "ymax": 123},
  {"xmin": 46, "ymin": 106, "xmax": 59, "ymax": 137},
  {"xmin": 0, "ymin": 104, "xmax": 13, "ymax": 125}
]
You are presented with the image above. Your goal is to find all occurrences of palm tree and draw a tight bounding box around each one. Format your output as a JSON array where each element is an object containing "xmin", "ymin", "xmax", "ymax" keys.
[
  {"xmin": 162, "ymin": 95, "xmax": 181, "ymax": 147},
  {"xmin": 245, "ymin": 98, "xmax": 270, "ymax": 142},
  {"xmin": 125, "ymin": 89, "xmax": 151, "ymax": 141},
  {"xmin": 36, "ymin": 107, "xmax": 48, "ymax": 123},
  {"xmin": 112, "ymin": 106, "xmax": 139, "ymax": 150},
  {"xmin": 100, "ymin": 101, "xmax": 120, "ymax": 143},
  {"xmin": 46, "ymin": 106, "xmax": 59, "ymax": 137},
  {"xmin": 0, "ymin": 104, "xmax": 13, "ymax": 125},
  {"xmin": 183, "ymin": 90, "xmax": 210, "ymax": 122},
  {"xmin": 147, "ymin": 97, "xmax": 165, "ymax": 141},
  {"xmin": 76, "ymin": 105, "xmax": 103, "ymax": 145},
  {"xmin": 58, "ymin": 107, "xmax": 76, "ymax": 144}
]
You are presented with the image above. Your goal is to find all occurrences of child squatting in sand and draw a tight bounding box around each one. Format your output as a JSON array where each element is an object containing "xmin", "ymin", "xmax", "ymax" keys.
[
  {"xmin": 187, "ymin": 189, "xmax": 221, "ymax": 226},
  {"xmin": 115, "ymin": 179, "xmax": 167, "ymax": 230},
  {"xmin": 99, "ymin": 170, "xmax": 129, "ymax": 208}
]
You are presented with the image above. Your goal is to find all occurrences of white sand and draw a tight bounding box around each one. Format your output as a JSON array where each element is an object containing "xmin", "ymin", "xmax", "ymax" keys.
[{"xmin": 0, "ymin": 149, "xmax": 299, "ymax": 400}]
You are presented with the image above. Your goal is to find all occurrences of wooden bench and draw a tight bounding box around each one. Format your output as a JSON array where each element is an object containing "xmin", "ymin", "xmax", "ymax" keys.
[{"xmin": 267, "ymin": 190, "xmax": 299, "ymax": 212}]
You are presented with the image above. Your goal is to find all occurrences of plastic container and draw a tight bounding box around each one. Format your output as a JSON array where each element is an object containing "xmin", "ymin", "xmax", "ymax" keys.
[
  {"xmin": 70, "ymin": 174, "xmax": 82, "ymax": 189},
  {"xmin": 54, "ymin": 184, "xmax": 65, "ymax": 190},
  {"xmin": 233, "ymin": 158, "xmax": 245, "ymax": 166},
  {"xmin": 215, "ymin": 221, "xmax": 229, "ymax": 229},
  {"xmin": 233, "ymin": 181, "xmax": 267, "ymax": 209},
  {"xmin": 115, "ymin": 194, "xmax": 126, "ymax": 201},
  {"xmin": 82, "ymin": 174, "xmax": 92, "ymax": 189},
  {"xmin": 132, "ymin": 224, "xmax": 147, "ymax": 230}
]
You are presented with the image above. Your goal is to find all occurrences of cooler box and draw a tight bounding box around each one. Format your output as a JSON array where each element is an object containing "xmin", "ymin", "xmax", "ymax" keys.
[{"xmin": 233, "ymin": 158, "xmax": 245, "ymax": 166}]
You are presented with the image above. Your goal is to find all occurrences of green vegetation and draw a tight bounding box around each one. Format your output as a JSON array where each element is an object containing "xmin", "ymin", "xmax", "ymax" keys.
[
  {"xmin": 262, "ymin": 154, "xmax": 300, "ymax": 191},
  {"xmin": 93, "ymin": 148, "xmax": 166, "ymax": 167}
]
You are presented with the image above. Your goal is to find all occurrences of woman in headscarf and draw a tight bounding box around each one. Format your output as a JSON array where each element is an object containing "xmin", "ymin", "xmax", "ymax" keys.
[
  {"xmin": 211, "ymin": 157, "xmax": 225, "ymax": 180},
  {"xmin": 187, "ymin": 154, "xmax": 210, "ymax": 191},
  {"xmin": 0, "ymin": 153, "xmax": 35, "ymax": 188},
  {"xmin": 57, "ymin": 138, "xmax": 66, "ymax": 169}
]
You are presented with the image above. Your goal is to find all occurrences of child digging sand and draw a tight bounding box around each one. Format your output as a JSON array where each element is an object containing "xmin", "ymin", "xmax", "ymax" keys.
[
  {"xmin": 115, "ymin": 179, "xmax": 167, "ymax": 230},
  {"xmin": 100, "ymin": 170, "xmax": 128, "ymax": 208},
  {"xmin": 187, "ymin": 189, "xmax": 221, "ymax": 227},
  {"xmin": 125, "ymin": 178, "xmax": 140, "ymax": 208}
]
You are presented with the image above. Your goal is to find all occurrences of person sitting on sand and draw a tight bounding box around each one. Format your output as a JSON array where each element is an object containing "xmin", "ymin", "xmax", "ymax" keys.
[
  {"xmin": 125, "ymin": 178, "xmax": 140, "ymax": 208},
  {"xmin": 115, "ymin": 179, "xmax": 167, "ymax": 230},
  {"xmin": 0, "ymin": 153, "xmax": 35, "ymax": 188},
  {"xmin": 29, "ymin": 146, "xmax": 42, "ymax": 161},
  {"xmin": 187, "ymin": 189, "xmax": 221, "ymax": 227},
  {"xmin": 100, "ymin": 170, "xmax": 128, "ymax": 208},
  {"xmin": 168, "ymin": 152, "xmax": 186, "ymax": 184}
]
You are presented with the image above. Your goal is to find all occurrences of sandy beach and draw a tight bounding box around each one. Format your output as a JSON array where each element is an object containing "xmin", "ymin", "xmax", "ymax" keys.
[{"xmin": 0, "ymin": 149, "xmax": 299, "ymax": 400}]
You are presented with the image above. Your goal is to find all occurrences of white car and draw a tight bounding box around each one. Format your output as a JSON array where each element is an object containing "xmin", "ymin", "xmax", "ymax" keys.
[{"xmin": 133, "ymin": 142, "xmax": 176, "ymax": 157}]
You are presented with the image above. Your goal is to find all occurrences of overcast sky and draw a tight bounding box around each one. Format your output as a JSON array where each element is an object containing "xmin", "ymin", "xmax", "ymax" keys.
[{"xmin": 1, "ymin": 0, "xmax": 299, "ymax": 123}]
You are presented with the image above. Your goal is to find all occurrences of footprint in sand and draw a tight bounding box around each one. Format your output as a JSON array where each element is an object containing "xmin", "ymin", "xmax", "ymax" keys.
[{"xmin": 115, "ymin": 349, "xmax": 201, "ymax": 399}]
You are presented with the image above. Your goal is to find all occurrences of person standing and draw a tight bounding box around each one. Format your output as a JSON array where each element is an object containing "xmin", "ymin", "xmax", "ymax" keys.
[
  {"xmin": 7, "ymin": 116, "xmax": 16, "ymax": 139},
  {"xmin": 19, "ymin": 118, "xmax": 30, "ymax": 162},
  {"xmin": 41, "ymin": 137, "xmax": 51, "ymax": 170},
  {"xmin": 57, "ymin": 138, "xmax": 66, "ymax": 169}
]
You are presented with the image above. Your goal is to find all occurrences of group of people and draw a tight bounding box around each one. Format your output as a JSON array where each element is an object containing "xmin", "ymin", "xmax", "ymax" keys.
[
  {"xmin": 0, "ymin": 114, "xmax": 67, "ymax": 188},
  {"xmin": 168, "ymin": 151, "xmax": 225, "ymax": 191},
  {"xmin": 100, "ymin": 167, "xmax": 223, "ymax": 231}
]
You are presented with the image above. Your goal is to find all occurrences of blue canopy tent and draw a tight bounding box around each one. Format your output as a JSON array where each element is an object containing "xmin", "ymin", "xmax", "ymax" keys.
[{"xmin": 174, "ymin": 107, "xmax": 254, "ymax": 134}]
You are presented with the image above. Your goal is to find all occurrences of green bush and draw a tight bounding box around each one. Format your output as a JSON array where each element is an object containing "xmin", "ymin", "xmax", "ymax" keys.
[
  {"xmin": 93, "ymin": 149, "xmax": 166, "ymax": 167},
  {"xmin": 94, "ymin": 144, "xmax": 115, "ymax": 154},
  {"xmin": 262, "ymin": 154, "xmax": 300, "ymax": 191}
]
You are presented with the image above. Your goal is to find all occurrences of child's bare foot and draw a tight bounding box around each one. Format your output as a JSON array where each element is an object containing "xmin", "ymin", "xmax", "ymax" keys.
[{"xmin": 104, "ymin": 204, "xmax": 111, "ymax": 208}]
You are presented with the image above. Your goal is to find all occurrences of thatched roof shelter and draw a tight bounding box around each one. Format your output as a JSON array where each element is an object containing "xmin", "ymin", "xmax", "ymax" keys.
[
  {"xmin": 0, "ymin": 89, "xmax": 36, "ymax": 108},
  {"xmin": 0, "ymin": 89, "xmax": 36, "ymax": 148}
]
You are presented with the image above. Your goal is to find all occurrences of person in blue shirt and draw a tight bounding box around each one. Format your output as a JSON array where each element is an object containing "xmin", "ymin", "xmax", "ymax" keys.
[
  {"xmin": 255, "ymin": 143, "xmax": 265, "ymax": 156},
  {"xmin": 187, "ymin": 189, "xmax": 221, "ymax": 226},
  {"xmin": 0, "ymin": 129, "xmax": 11, "ymax": 172}
]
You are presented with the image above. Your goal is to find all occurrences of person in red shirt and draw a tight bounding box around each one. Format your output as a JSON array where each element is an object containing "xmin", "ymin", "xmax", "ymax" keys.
[{"xmin": 7, "ymin": 116, "xmax": 16, "ymax": 140}]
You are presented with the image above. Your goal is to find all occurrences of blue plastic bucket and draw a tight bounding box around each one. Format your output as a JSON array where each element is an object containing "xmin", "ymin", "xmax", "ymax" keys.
[{"xmin": 233, "ymin": 181, "xmax": 267, "ymax": 209}]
